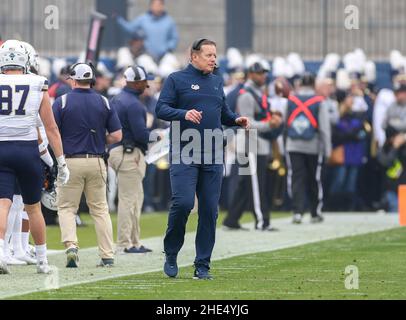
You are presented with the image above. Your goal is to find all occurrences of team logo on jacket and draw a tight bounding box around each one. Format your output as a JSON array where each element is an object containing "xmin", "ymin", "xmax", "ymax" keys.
[
  {"xmin": 191, "ymin": 84, "xmax": 200, "ymax": 90},
  {"xmin": 292, "ymin": 114, "xmax": 311, "ymax": 135}
]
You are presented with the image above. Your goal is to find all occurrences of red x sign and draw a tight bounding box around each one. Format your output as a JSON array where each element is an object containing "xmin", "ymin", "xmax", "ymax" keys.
[{"xmin": 287, "ymin": 95, "xmax": 324, "ymax": 128}]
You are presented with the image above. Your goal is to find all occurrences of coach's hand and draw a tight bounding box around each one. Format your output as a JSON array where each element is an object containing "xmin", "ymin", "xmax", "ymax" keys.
[
  {"xmin": 56, "ymin": 155, "xmax": 70, "ymax": 185},
  {"xmin": 185, "ymin": 109, "xmax": 203, "ymax": 124},
  {"xmin": 235, "ymin": 116, "xmax": 250, "ymax": 130}
]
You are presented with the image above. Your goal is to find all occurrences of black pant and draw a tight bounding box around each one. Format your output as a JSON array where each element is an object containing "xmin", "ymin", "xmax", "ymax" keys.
[
  {"xmin": 286, "ymin": 152, "xmax": 323, "ymax": 217},
  {"xmin": 223, "ymin": 155, "xmax": 270, "ymax": 229}
]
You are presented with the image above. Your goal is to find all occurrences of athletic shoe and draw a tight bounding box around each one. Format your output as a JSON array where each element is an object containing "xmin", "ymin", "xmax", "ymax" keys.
[
  {"xmin": 96, "ymin": 258, "xmax": 114, "ymax": 267},
  {"xmin": 37, "ymin": 260, "xmax": 52, "ymax": 274},
  {"xmin": 28, "ymin": 244, "xmax": 36, "ymax": 257},
  {"xmin": 124, "ymin": 246, "xmax": 152, "ymax": 253},
  {"xmin": 14, "ymin": 252, "xmax": 37, "ymax": 265},
  {"xmin": 311, "ymin": 214, "xmax": 324, "ymax": 224},
  {"xmin": 292, "ymin": 213, "xmax": 303, "ymax": 224},
  {"xmin": 193, "ymin": 267, "xmax": 213, "ymax": 280},
  {"xmin": 0, "ymin": 258, "xmax": 10, "ymax": 274},
  {"xmin": 5, "ymin": 255, "xmax": 27, "ymax": 266},
  {"xmin": 66, "ymin": 247, "xmax": 79, "ymax": 268},
  {"xmin": 163, "ymin": 254, "xmax": 178, "ymax": 278}
]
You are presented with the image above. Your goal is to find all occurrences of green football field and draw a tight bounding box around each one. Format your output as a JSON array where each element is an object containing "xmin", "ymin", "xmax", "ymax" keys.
[{"xmin": 7, "ymin": 211, "xmax": 405, "ymax": 300}]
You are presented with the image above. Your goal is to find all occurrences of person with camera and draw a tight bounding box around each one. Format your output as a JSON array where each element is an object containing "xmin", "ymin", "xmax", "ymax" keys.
[
  {"xmin": 52, "ymin": 63, "xmax": 122, "ymax": 268},
  {"xmin": 108, "ymin": 65, "xmax": 153, "ymax": 254}
]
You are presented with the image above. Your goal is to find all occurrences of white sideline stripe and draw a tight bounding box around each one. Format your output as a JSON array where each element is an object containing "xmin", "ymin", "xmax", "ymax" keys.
[
  {"xmin": 248, "ymin": 152, "xmax": 264, "ymax": 229},
  {"xmin": 0, "ymin": 213, "xmax": 399, "ymax": 299}
]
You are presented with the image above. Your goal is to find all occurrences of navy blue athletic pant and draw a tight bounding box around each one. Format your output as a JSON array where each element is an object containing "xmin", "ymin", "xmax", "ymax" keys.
[
  {"xmin": 164, "ymin": 163, "xmax": 223, "ymax": 269},
  {"xmin": 0, "ymin": 140, "xmax": 43, "ymax": 204}
]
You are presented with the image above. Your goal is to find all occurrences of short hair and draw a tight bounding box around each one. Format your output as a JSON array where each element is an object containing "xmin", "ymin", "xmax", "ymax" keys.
[
  {"xmin": 150, "ymin": 0, "xmax": 164, "ymax": 5},
  {"xmin": 76, "ymin": 79, "xmax": 92, "ymax": 86},
  {"xmin": 190, "ymin": 39, "xmax": 216, "ymax": 56}
]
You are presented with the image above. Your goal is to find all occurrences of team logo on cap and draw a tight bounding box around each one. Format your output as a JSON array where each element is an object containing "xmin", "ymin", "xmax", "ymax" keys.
[{"xmin": 191, "ymin": 84, "xmax": 200, "ymax": 90}]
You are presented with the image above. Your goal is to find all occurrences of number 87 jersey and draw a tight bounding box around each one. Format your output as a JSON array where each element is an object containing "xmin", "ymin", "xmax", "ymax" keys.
[{"xmin": 0, "ymin": 73, "xmax": 48, "ymax": 141}]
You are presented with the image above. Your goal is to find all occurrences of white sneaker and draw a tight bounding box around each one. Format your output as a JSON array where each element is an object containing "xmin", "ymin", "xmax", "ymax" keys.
[
  {"xmin": 14, "ymin": 252, "xmax": 37, "ymax": 265},
  {"xmin": 5, "ymin": 255, "xmax": 27, "ymax": 266},
  {"xmin": 27, "ymin": 245, "xmax": 36, "ymax": 257},
  {"xmin": 37, "ymin": 260, "xmax": 52, "ymax": 274},
  {"xmin": 292, "ymin": 213, "xmax": 303, "ymax": 224},
  {"xmin": 0, "ymin": 258, "xmax": 10, "ymax": 274}
]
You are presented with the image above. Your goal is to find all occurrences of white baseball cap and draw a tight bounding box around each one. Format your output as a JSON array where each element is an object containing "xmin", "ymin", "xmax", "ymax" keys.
[
  {"xmin": 124, "ymin": 65, "xmax": 154, "ymax": 82},
  {"xmin": 69, "ymin": 63, "xmax": 94, "ymax": 80}
]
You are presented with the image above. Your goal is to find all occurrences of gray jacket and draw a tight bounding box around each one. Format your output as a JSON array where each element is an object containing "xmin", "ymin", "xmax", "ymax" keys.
[
  {"xmin": 383, "ymin": 102, "xmax": 406, "ymax": 133},
  {"xmin": 235, "ymin": 79, "xmax": 275, "ymax": 156},
  {"xmin": 283, "ymin": 88, "xmax": 332, "ymax": 157}
]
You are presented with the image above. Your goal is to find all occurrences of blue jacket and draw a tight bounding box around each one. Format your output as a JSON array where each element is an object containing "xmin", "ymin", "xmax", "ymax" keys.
[
  {"xmin": 110, "ymin": 87, "xmax": 150, "ymax": 154},
  {"xmin": 117, "ymin": 11, "xmax": 178, "ymax": 61},
  {"xmin": 156, "ymin": 64, "xmax": 239, "ymax": 163},
  {"xmin": 53, "ymin": 89, "xmax": 121, "ymax": 155}
]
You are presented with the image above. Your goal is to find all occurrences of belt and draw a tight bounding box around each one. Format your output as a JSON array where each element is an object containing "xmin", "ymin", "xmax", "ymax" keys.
[{"xmin": 65, "ymin": 154, "xmax": 103, "ymax": 159}]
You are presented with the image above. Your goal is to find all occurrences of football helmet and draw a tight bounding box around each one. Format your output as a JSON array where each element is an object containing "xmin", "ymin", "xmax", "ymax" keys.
[
  {"xmin": 41, "ymin": 189, "xmax": 58, "ymax": 211},
  {"xmin": 0, "ymin": 39, "xmax": 29, "ymax": 73},
  {"xmin": 21, "ymin": 41, "xmax": 40, "ymax": 74}
]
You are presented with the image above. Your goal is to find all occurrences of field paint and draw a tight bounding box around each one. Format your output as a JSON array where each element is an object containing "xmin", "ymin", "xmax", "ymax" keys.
[{"xmin": 0, "ymin": 213, "xmax": 399, "ymax": 299}]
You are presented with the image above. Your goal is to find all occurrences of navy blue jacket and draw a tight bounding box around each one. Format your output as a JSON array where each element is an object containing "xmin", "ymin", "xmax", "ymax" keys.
[
  {"xmin": 110, "ymin": 87, "xmax": 150, "ymax": 154},
  {"xmin": 53, "ymin": 88, "xmax": 121, "ymax": 155},
  {"xmin": 156, "ymin": 64, "xmax": 239, "ymax": 163}
]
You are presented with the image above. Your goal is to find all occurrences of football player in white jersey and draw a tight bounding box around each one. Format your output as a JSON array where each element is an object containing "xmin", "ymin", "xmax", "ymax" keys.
[
  {"xmin": 4, "ymin": 41, "xmax": 55, "ymax": 266},
  {"xmin": 0, "ymin": 40, "xmax": 70, "ymax": 274},
  {"xmin": 4, "ymin": 41, "xmax": 56, "ymax": 266}
]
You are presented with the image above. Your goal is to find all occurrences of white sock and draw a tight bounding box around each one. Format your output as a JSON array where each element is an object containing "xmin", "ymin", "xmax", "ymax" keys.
[
  {"xmin": 21, "ymin": 232, "xmax": 30, "ymax": 253},
  {"xmin": 12, "ymin": 211, "xmax": 24, "ymax": 256},
  {"xmin": 35, "ymin": 244, "xmax": 47, "ymax": 262},
  {"xmin": 3, "ymin": 232, "xmax": 12, "ymax": 258},
  {"xmin": 12, "ymin": 233, "xmax": 24, "ymax": 256},
  {"xmin": 4, "ymin": 197, "xmax": 20, "ymax": 257},
  {"xmin": 0, "ymin": 239, "xmax": 4, "ymax": 259},
  {"xmin": 21, "ymin": 210, "xmax": 28, "ymax": 220}
]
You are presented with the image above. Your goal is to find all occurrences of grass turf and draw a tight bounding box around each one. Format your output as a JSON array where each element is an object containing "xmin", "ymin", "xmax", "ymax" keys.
[
  {"xmin": 44, "ymin": 211, "xmax": 288, "ymax": 250},
  {"xmin": 19, "ymin": 226, "xmax": 406, "ymax": 300}
]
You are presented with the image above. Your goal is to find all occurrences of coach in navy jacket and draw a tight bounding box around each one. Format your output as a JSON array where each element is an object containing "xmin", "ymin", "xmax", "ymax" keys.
[
  {"xmin": 108, "ymin": 66, "xmax": 153, "ymax": 254},
  {"xmin": 156, "ymin": 38, "xmax": 249, "ymax": 279}
]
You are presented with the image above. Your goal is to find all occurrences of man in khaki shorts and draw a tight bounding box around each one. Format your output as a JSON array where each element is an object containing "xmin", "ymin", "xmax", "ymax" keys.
[
  {"xmin": 108, "ymin": 65, "xmax": 152, "ymax": 254},
  {"xmin": 52, "ymin": 63, "xmax": 122, "ymax": 267}
]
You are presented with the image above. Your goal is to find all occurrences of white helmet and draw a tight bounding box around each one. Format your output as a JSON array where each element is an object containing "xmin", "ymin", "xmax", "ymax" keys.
[
  {"xmin": 21, "ymin": 41, "xmax": 40, "ymax": 74},
  {"xmin": 0, "ymin": 39, "xmax": 29, "ymax": 73},
  {"xmin": 41, "ymin": 189, "xmax": 58, "ymax": 211}
]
